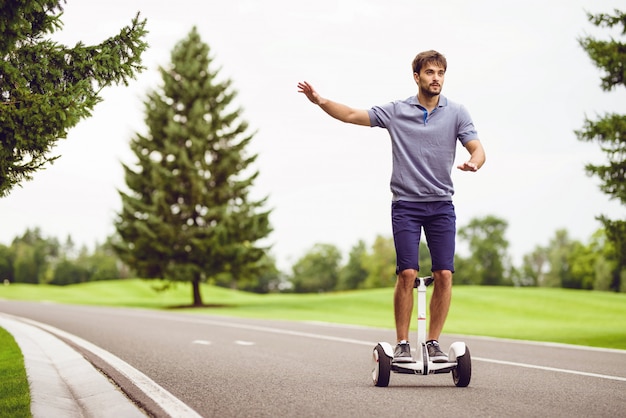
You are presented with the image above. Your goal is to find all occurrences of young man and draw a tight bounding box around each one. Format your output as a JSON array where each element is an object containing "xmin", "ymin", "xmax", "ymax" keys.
[{"xmin": 297, "ymin": 50, "xmax": 486, "ymax": 363}]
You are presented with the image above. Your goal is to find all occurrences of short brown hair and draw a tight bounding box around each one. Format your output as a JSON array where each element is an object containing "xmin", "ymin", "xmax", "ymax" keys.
[{"xmin": 412, "ymin": 50, "xmax": 447, "ymax": 74}]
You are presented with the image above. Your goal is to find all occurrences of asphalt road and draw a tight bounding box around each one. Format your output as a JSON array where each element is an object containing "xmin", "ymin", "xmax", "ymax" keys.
[{"xmin": 1, "ymin": 300, "xmax": 625, "ymax": 417}]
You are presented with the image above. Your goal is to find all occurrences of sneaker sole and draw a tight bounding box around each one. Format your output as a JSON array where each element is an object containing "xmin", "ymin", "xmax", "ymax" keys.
[{"xmin": 392, "ymin": 357, "xmax": 416, "ymax": 363}]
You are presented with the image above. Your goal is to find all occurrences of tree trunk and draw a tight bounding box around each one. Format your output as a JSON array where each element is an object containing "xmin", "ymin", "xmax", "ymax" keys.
[{"xmin": 192, "ymin": 275, "xmax": 203, "ymax": 306}]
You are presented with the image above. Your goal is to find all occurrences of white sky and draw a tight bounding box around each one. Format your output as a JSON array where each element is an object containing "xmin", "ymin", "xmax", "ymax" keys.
[{"xmin": 1, "ymin": 0, "xmax": 624, "ymax": 271}]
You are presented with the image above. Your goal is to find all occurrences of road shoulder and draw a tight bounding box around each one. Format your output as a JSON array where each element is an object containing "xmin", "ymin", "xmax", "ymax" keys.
[{"xmin": 0, "ymin": 314, "xmax": 146, "ymax": 418}]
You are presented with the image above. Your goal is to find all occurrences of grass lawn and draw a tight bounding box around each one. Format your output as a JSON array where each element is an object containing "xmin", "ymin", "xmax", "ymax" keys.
[
  {"xmin": 0, "ymin": 326, "xmax": 31, "ymax": 418},
  {"xmin": 1, "ymin": 279, "xmax": 625, "ymax": 350}
]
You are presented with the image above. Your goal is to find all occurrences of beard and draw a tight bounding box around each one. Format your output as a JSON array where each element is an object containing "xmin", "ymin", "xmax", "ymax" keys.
[{"xmin": 421, "ymin": 83, "xmax": 442, "ymax": 97}]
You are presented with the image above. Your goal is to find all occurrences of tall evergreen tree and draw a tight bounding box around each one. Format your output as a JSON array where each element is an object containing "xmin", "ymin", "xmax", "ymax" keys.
[
  {"xmin": 577, "ymin": 9, "xmax": 626, "ymax": 291},
  {"xmin": 0, "ymin": 0, "xmax": 148, "ymax": 196},
  {"xmin": 114, "ymin": 27, "xmax": 272, "ymax": 305}
]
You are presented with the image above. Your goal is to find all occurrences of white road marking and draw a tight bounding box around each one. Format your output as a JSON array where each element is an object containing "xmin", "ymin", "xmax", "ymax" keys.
[
  {"xmin": 192, "ymin": 340, "xmax": 211, "ymax": 345},
  {"xmin": 472, "ymin": 356, "xmax": 626, "ymax": 382},
  {"xmin": 450, "ymin": 333, "xmax": 626, "ymax": 354},
  {"xmin": 235, "ymin": 340, "xmax": 255, "ymax": 346}
]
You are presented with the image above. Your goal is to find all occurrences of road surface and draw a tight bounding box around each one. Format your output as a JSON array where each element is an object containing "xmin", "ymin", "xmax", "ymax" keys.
[{"xmin": 1, "ymin": 300, "xmax": 625, "ymax": 417}]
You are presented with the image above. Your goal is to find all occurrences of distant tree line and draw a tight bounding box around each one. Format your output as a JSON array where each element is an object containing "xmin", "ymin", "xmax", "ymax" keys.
[
  {"xmin": 2, "ymin": 214, "xmax": 621, "ymax": 293},
  {"xmin": 0, "ymin": 228, "xmax": 128, "ymax": 286},
  {"xmin": 288, "ymin": 215, "xmax": 623, "ymax": 293},
  {"xmin": 0, "ymin": 227, "xmax": 283, "ymax": 293}
]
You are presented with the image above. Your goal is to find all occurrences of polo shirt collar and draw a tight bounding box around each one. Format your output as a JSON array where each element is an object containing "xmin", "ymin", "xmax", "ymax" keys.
[{"xmin": 409, "ymin": 94, "xmax": 448, "ymax": 108}]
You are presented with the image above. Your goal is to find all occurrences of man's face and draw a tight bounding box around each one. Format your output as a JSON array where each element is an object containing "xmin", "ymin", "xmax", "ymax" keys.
[{"xmin": 414, "ymin": 63, "xmax": 445, "ymax": 97}]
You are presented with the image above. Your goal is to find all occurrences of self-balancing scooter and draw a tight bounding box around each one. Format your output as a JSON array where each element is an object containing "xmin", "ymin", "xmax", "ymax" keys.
[{"xmin": 371, "ymin": 276, "xmax": 471, "ymax": 387}]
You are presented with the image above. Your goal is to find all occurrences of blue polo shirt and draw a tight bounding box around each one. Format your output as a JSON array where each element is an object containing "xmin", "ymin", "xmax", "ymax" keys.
[{"xmin": 368, "ymin": 94, "xmax": 479, "ymax": 202}]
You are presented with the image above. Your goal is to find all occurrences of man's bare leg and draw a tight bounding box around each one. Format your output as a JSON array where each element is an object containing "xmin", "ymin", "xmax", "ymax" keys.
[
  {"xmin": 394, "ymin": 269, "xmax": 417, "ymax": 342},
  {"xmin": 427, "ymin": 269, "xmax": 452, "ymax": 341}
]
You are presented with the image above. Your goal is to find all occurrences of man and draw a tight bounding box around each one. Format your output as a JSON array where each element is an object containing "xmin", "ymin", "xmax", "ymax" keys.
[{"xmin": 297, "ymin": 50, "xmax": 486, "ymax": 363}]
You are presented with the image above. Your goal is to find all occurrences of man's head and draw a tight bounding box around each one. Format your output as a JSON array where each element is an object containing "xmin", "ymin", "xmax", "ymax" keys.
[
  {"xmin": 412, "ymin": 50, "xmax": 447, "ymax": 98},
  {"xmin": 412, "ymin": 50, "xmax": 447, "ymax": 74}
]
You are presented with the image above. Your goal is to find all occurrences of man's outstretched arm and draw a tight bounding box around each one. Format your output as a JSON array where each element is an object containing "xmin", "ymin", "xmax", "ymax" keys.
[{"xmin": 297, "ymin": 81, "xmax": 371, "ymax": 126}]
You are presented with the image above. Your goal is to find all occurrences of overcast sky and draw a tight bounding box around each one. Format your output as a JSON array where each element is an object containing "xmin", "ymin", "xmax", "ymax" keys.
[{"xmin": 1, "ymin": 0, "xmax": 624, "ymax": 271}]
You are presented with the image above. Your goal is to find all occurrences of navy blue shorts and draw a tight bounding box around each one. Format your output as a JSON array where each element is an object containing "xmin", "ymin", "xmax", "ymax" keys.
[{"xmin": 391, "ymin": 200, "xmax": 456, "ymax": 274}]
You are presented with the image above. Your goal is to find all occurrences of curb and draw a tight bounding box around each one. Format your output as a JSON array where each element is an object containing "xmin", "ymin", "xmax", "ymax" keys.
[{"xmin": 0, "ymin": 314, "xmax": 146, "ymax": 418}]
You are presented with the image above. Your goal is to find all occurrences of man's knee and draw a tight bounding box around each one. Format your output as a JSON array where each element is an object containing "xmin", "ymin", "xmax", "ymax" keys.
[
  {"xmin": 397, "ymin": 269, "xmax": 417, "ymax": 288},
  {"xmin": 398, "ymin": 268, "xmax": 417, "ymax": 277},
  {"xmin": 433, "ymin": 270, "xmax": 453, "ymax": 288}
]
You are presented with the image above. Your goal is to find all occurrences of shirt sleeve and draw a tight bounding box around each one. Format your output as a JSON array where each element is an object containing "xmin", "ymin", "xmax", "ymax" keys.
[
  {"xmin": 457, "ymin": 104, "xmax": 479, "ymax": 145},
  {"xmin": 368, "ymin": 102, "xmax": 396, "ymax": 128}
]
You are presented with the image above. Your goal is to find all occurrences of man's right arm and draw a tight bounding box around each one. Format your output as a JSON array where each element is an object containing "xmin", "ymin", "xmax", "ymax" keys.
[{"xmin": 297, "ymin": 81, "xmax": 371, "ymax": 126}]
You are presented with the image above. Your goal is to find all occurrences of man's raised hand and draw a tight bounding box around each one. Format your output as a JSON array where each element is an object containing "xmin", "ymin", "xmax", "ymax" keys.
[{"xmin": 297, "ymin": 81, "xmax": 321, "ymax": 105}]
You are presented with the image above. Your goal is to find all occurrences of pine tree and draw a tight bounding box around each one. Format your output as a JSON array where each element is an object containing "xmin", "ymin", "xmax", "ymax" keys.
[
  {"xmin": 0, "ymin": 0, "xmax": 148, "ymax": 197},
  {"xmin": 114, "ymin": 27, "xmax": 272, "ymax": 306},
  {"xmin": 577, "ymin": 9, "xmax": 626, "ymax": 291}
]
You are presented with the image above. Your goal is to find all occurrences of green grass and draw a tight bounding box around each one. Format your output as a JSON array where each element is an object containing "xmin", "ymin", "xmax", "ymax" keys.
[
  {"xmin": 0, "ymin": 327, "xmax": 31, "ymax": 418},
  {"xmin": 1, "ymin": 279, "xmax": 626, "ymax": 350}
]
